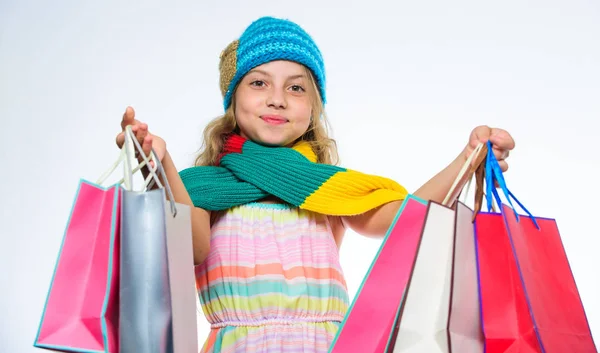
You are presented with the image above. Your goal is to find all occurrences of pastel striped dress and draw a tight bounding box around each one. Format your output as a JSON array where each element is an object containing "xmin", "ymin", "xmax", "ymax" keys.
[{"xmin": 195, "ymin": 202, "xmax": 350, "ymax": 353}]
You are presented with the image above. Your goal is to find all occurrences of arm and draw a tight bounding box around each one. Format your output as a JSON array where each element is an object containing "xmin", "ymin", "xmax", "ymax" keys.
[
  {"xmin": 341, "ymin": 125, "xmax": 516, "ymax": 238},
  {"xmin": 146, "ymin": 151, "xmax": 212, "ymax": 265},
  {"xmin": 341, "ymin": 152, "xmax": 466, "ymax": 238}
]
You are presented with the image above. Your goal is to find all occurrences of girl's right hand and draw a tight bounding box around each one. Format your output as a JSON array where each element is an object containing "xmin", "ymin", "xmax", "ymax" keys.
[{"xmin": 115, "ymin": 106, "xmax": 167, "ymax": 166}]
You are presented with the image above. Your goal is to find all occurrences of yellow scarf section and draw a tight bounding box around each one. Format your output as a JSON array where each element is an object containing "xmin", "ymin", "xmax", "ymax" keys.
[{"xmin": 288, "ymin": 141, "xmax": 409, "ymax": 215}]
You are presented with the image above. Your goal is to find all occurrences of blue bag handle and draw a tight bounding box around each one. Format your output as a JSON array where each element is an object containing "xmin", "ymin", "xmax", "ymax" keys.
[{"xmin": 484, "ymin": 141, "xmax": 540, "ymax": 230}]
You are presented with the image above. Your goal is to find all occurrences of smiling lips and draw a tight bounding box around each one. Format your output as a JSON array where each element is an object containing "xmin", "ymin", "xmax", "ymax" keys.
[{"xmin": 260, "ymin": 115, "xmax": 288, "ymax": 125}]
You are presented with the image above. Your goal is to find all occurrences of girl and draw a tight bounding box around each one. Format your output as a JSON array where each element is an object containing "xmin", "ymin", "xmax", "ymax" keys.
[{"xmin": 115, "ymin": 16, "xmax": 515, "ymax": 353}]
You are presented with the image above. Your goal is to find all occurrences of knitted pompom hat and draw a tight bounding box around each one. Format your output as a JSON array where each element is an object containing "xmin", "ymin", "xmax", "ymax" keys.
[{"xmin": 219, "ymin": 16, "xmax": 326, "ymax": 110}]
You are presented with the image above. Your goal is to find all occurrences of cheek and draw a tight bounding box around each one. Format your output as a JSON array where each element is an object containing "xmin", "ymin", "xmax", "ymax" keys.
[
  {"xmin": 296, "ymin": 104, "xmax": 312, "ymax": 127},
  {"xmin": 235, "ymin": 86, "xmax": 264, "ymax": 111},
  {"xmin": 299, "ymin": 114, "xmax": 311, "ymax": 129},
  {"xmin": 234, "ymin": 93, "xmax": 262, "ymax": 127}
]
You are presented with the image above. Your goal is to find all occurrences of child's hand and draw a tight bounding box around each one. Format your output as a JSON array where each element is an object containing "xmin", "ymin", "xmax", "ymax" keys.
[
  {"xmin": 115, "ymin": 106, "xmax": 167, "ymax": 167},
  {"xmin": 464, "ymin": 125, "xmax": 515, "ymax": 172}
]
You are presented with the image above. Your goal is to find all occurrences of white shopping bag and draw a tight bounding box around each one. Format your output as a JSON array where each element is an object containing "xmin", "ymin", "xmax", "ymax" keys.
[
  {"xmin": 390, "ymin": 202, "xmax": 456, "ymax": 353},
  {"xmin": 388, "ymin": 143, "xmax": 487, "ymax": 353}
]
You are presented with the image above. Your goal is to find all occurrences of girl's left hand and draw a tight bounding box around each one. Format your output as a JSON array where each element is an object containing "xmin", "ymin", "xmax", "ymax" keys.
[{"xmin": 464, "ymin": 125, "xmax": 515, "ymax": 172}]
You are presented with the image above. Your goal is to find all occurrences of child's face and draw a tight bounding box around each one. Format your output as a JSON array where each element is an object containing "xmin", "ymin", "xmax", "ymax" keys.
[{"xmin": 234, "ymin": 60, "xmax": 313, "ymax": 147}]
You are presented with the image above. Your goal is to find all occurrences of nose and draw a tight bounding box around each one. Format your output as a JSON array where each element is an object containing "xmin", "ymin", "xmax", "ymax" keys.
[{"xmin": 266, "ymin": 88, "xmax": 287, "ymax": 109}]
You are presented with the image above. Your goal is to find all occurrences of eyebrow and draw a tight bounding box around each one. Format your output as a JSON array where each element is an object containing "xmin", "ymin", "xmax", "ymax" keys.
[{"xmin": 248, "ymin": 69, "xmax": 306, "ymax": 80}]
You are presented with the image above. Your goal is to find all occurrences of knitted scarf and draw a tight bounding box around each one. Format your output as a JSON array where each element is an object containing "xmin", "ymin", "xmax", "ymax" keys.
[{"xmin": 178, "ymin": 134, "xmax": 409, "ymax": 216}]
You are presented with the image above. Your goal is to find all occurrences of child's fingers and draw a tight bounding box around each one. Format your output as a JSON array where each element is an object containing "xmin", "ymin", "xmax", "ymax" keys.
[
  {"xmin": 134, "ymin": 124, "xmax": 149, "ymax": 151},
  {"xmin": 115, "ymin": 131, "xmax": 125, "ymax": 148},
  {"xmin": 496, "ymin": 160, "xmax": 509, "ymax": 173},
  {"xmin": 142, "ymin": 134, "xmax": 153, "ymax": 158},
  {"xmin": 121, "ymin": 106, "xmax": 135, "ymax": 130},
  {"xmin": 136, "ymin": 124, "xmax": 147, "ymax": 140},
  {"xmin": 492, "ymin": 146, "xmax": 509, "ymax": 161},
  {"xmin": 489, "ymin": 129, "xmax": 515, "ymax": 151}
]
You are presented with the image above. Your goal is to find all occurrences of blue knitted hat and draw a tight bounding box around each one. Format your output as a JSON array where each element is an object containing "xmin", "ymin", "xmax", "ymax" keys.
[{"xmin": 219, "ymin": 17, "xmax": 326, "ymax": 110}]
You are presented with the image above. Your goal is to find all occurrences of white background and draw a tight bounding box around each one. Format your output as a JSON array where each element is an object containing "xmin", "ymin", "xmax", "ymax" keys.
[{"xmin": 1, "ymin": 0, "xmax": 599, "ymax": 351}]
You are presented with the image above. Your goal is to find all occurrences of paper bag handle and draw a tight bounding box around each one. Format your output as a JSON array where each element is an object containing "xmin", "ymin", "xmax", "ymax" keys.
[
  {"xmin": 96, "ymin": 126, "xmax": 153, "ymax": 189},
  {"xmin": 95, "ymin": 126, "xmax": 177, "ymax": 217},
  {"xmin": 96, "ymin": 127, "xmax": 153, "ymax": 190},
  {"xmin": 123, "ymin": 125, "xmax": 178, "ymax": 217},
  {"xmin": 442, "ymin": 142, "xmax": 488, "ymax": 207}
]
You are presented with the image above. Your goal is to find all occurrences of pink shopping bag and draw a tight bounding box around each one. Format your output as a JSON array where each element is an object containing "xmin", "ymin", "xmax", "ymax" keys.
[
  {"xmin": 34, "ymin": 180, "xmax": 121, "ymax": 352},
  {"xmin": 329, "ymin": 195, "xmax": 428, "ymax": 353}
]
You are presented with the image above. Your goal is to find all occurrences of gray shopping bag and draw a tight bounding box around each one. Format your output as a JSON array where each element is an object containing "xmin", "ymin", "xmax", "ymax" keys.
[
  {"xmin": 447, "ymin": 201, "xmax": 484, "ymax": 353},
  {"xmin": 118, "ymin": 126, "xmax": 198, "ymax": 353}
]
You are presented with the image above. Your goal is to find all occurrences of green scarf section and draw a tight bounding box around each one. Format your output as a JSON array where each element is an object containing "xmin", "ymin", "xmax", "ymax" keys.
[{"xmin": 179, "ymin": 134, "xmax": 408, "ymax": 216}]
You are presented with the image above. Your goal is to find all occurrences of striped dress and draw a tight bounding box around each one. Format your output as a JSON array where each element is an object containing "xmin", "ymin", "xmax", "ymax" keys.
[{"xmin": 195, "ymin": 202, "xmax": 350, "ymax": 353}]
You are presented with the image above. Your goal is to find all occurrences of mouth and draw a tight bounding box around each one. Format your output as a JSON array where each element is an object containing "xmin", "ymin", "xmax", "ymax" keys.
[{"xmin": 260, "ymin": 115, "xmax": 289, "ymax": 125}]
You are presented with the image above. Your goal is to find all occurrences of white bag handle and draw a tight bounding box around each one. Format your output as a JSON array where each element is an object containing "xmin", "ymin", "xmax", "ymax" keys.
[
  {"xmin": 123, "ymin": 125, "xmax": 178, "ymax": 217},
  {"xmin": 121, "ymin": 125, "xmax": 161, "ymax": 190},
  {"xmin": 95, "ymin": 125, "xmax": 177, "ymax": 216},
  {"xmin": 442, "ymin": 142, "xmax": 485, "ymax": 207},
  {"xmin": 96, "ymin": 128, "xmax": 150, "ymax": 190},
  {"xmin": 96, "ymin": 143, "xmax": 128, "ymax": 189}
]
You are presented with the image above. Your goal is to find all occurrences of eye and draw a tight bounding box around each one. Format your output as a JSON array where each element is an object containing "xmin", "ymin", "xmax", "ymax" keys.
[
  {"xmin": 290, "ymin": 85, "xmax": 305, "ymax": 92},
  {"xmin": 250, "ymin": 80, "xmax": 265, "ymax": 87}
]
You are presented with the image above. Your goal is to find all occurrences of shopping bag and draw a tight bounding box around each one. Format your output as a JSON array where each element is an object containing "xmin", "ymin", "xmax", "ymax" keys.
[
  {"xmin": 385, "ymin": 142, "xmax": 487, "ymax": 353},
  {"xmin": 119, "ymin": 126, "xmax": 198, "ymax": 353},
  {"xmin": 34, "ymin": 123, "xmax": 161, "ymax": 352},
  {"xmin": 329, "ymin": 195, "xmax": 428, "ymax": 353},
  {"xmin": 474, "ymin": 141, "xmax": 598, "ymax": 353},
  {"xmin": 34, "ymin": 181, "xmax": 122, "ymax": 352},
  {"xmin": 445, "ymin": 142, "xmax": 487, "ymax": 353},
  {"xmin": 447, "ymin": 201, "xmax": 484, "ymax": 353},
  {"xmin": 388, "ymin": 201, "xmax": 456, "ymax": 353}
]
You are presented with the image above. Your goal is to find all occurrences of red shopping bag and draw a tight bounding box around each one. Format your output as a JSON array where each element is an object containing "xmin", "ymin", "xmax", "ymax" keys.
[
  {"xmin": 329, "ymin": 195, "xmax": 428, "ymax": 353},
  {"xmin": 474, "ymin": 141, "xmax": 597, "ymax": 353},
  {"xmin": 34, "ymin": 181, "xmax": 121, "ymax": 352}
]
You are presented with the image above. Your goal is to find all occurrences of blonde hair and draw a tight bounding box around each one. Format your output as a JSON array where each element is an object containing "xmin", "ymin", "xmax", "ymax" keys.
[{"xmin": 194, "ymin": 66, "xmax": 339, "ymax": 166}]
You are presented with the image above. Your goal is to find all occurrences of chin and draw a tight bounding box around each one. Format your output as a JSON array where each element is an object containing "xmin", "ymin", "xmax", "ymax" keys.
[{"xmin": 253, "ymin": 132, "xmax": 298, "ymax": 147}]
